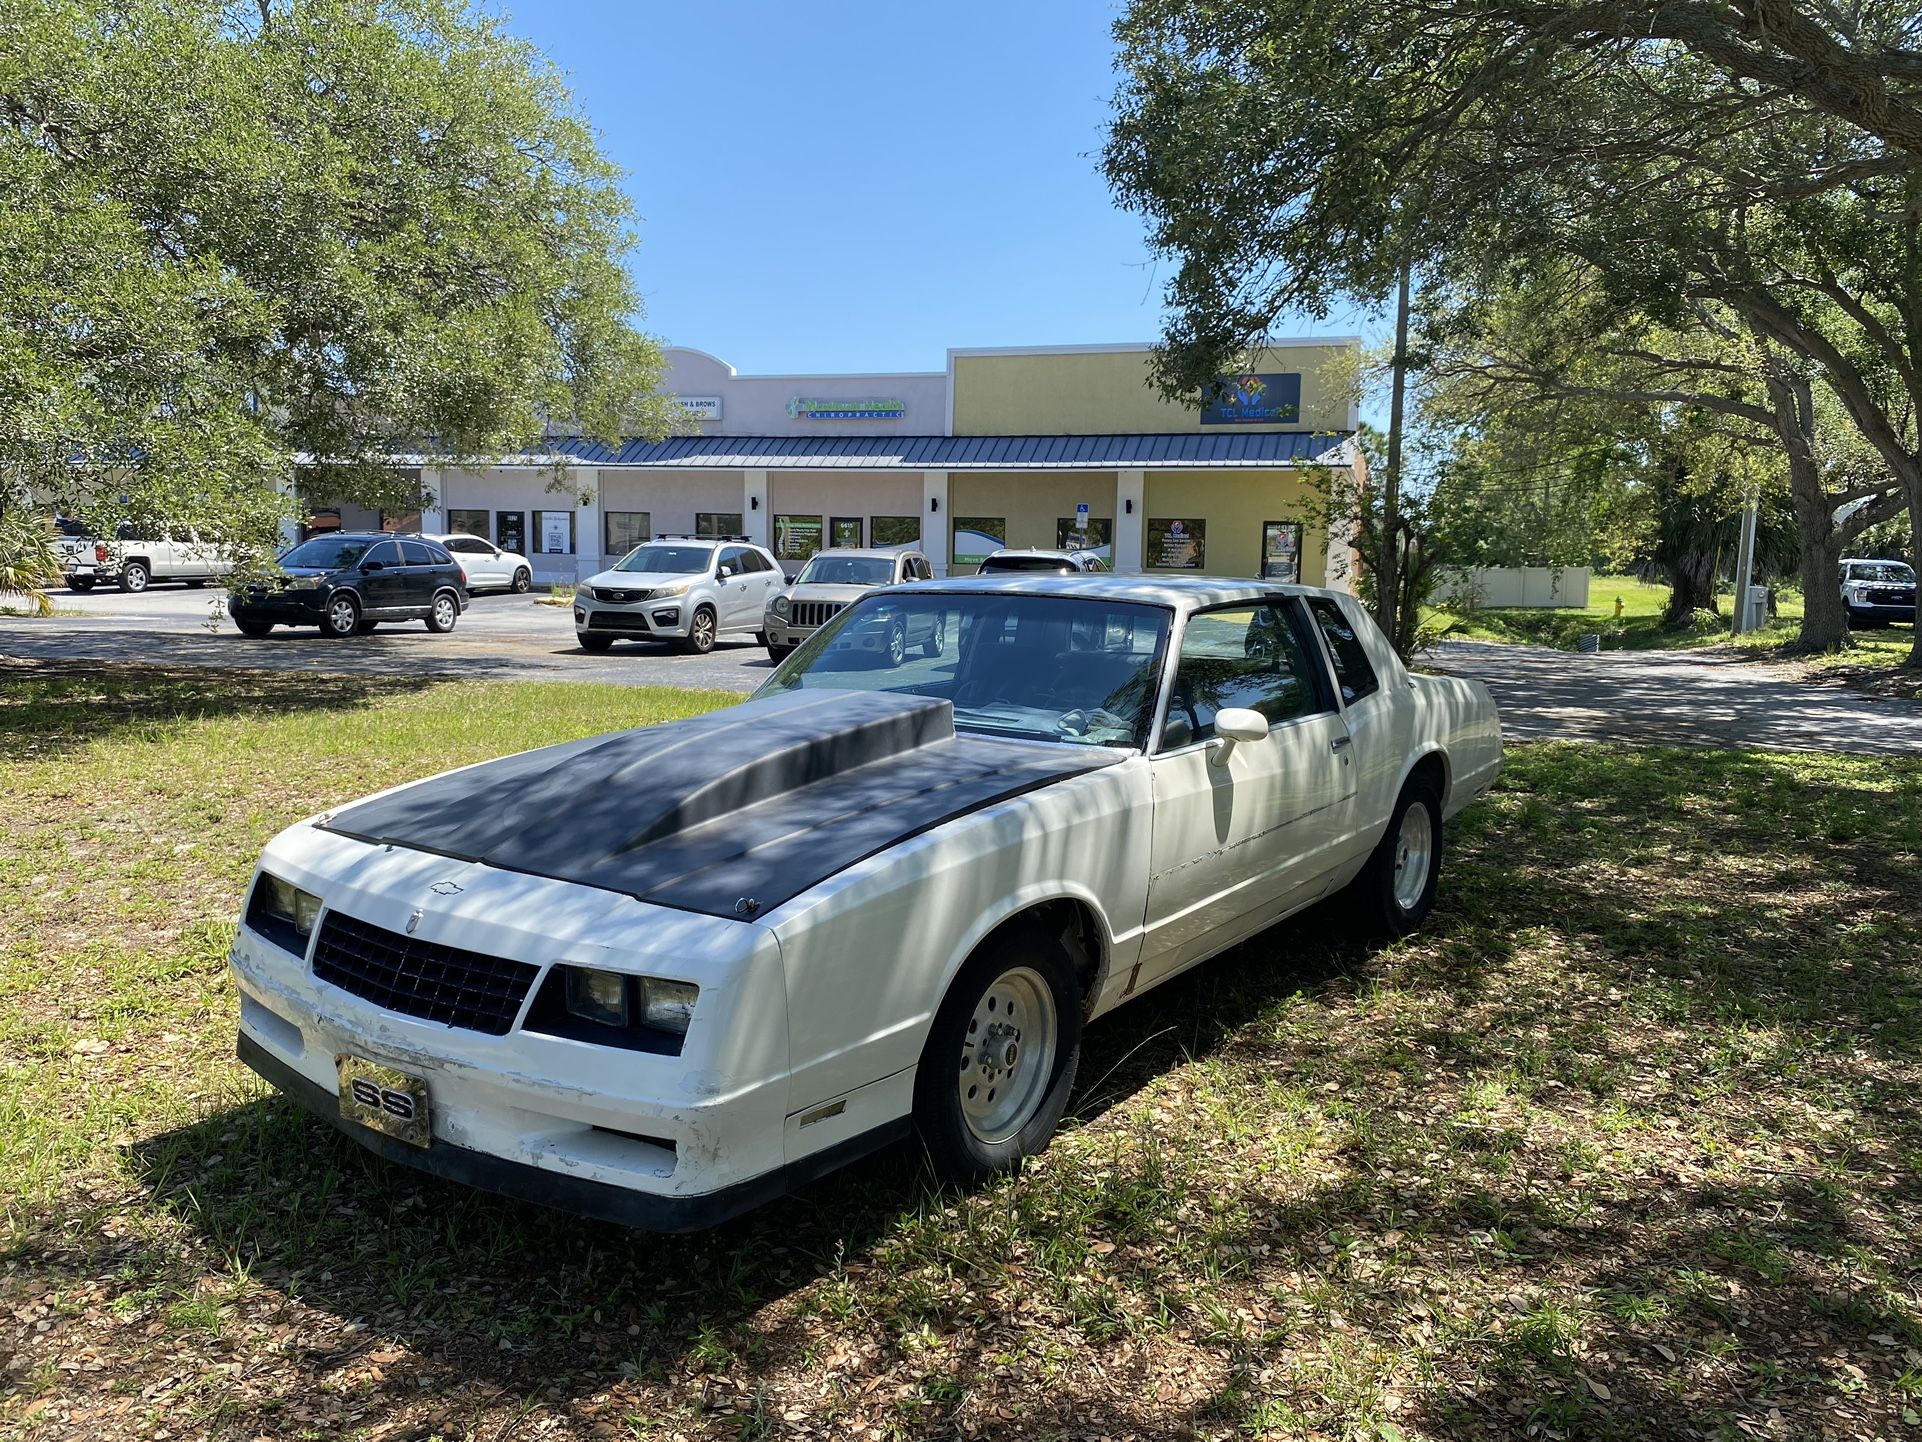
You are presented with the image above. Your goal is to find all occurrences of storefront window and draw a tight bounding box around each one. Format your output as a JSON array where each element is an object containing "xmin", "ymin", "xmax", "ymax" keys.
[
  {"xmin": 1262, "ymin": 520, "xmax": 1304, "ymax": 582},
  {"xmin": 1146, "ymin": 517, "xmax": 1206, "ymax": 569},
  {"xmin": 1056, "ymin": 516, "xmax": 1114, "ymax": 562},
  {"xmin": 871, "ymin": 516, "xmax": 920, "ymax": 547},
  {"xmin": 774, "ymin": 514, "xmax": 824, "ymax": 561},
  {"xmin": 605, "ymin": 510, "xmax": 651, "ymax": 556},
  {"xmin": 952, "ymin": 517, "xmax": 1005, "ymax": 571},
  {"xmin": 496, "ymin": 512, "xmax": 526, "ymax": 554},
  {"xmin": 536, "ymin": 510, "xmax": 575, "ymax": 555},
  {"xmin": 447, "ymin": 508, "xmax": 488, "ymax": 539},
  {"xmin": 695, "ymin": 512, "xmax": 744, "ymax": 539},
  {"xmin": 830, "ymin": 517, "xmax": 864, "ymax": 549}
]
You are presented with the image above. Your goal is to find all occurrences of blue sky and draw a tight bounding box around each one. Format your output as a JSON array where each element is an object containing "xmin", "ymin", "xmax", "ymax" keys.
[{"xmin": 507, "ymin": 0, "xmax": 1377, "ymax": 379}]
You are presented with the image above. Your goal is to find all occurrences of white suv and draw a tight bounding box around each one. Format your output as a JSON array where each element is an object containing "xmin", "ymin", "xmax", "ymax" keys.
[{"xmin": 575, "ymin": 537, "xmax": 783, "ymax": 654}]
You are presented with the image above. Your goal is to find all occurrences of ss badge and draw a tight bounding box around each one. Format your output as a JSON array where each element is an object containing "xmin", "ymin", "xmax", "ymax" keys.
[{"xmin": 335, "ymin": 1054, "xmax": 431, "ymax": 1148}]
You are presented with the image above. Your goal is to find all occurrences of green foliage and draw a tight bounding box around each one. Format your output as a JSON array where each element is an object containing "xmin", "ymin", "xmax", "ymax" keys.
[
  {"xmin": 0, "ymin": 0, "xmax": 677, "ymax": 569},
  {"xmin": 0, "ymin": 506, "xmax": 59, "ymax": 612}
]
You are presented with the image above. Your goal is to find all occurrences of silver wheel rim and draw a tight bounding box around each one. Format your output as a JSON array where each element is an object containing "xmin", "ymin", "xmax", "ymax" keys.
[
  {"xmin": 888, "ymin": 623, "xmax": 905, "ymax": 664},
  {"xmin": 514, "ymin": 570, "xmax": 529, "ymax": 592},
  {"xmin": 330, "ymin": 598, "xmax": 356, "ymax": 633},
  {"xmin": 693, "ymin": 610, "xmax": 714, "ymax": 647},
  {"xmin": 126, "ymin": 568, "xmax": 146, "ymax": 592},
  {"xmin": 1392, "ymin": 803, "xmax": 1434, "ymax": 911},
  {"xmin": 434, "ymin": 596, "xmax": 455, "ymax": 628},
  {"xmin": 959, "ymin": 966, "xmax": 1057, "ymax": 1145}
]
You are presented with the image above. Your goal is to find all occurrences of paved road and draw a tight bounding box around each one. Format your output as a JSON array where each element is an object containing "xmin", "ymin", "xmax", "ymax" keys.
[
  {"xmin": 9, "ymin": 587, "xmax": 1922, "ymax": 753},
  {"xmin": 1428, "ymin": 639, "xmax": 1922, "ymax": 755},
  {"xmin": 0, "ymin": 583, "xmax": 773, "ymax": 692}
]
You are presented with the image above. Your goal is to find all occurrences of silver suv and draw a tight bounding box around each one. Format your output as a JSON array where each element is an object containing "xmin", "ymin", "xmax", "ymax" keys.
[
  {"xmin": 764, "ymin": 547, "xmax": 935, "ymax": 659},
  {"xmin": 575, "ymin": 537, "xmax": 783, "ymax": 654}
]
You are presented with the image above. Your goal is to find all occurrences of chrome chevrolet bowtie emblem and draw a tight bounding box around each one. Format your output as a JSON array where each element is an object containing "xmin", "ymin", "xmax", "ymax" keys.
[
  {"xmin": 430, "ymin": 880, "xmax": 463, "ymax": 896},
  {"xmin": 405, "ymin": 908, "xmax": 423, "ymax": 935}
]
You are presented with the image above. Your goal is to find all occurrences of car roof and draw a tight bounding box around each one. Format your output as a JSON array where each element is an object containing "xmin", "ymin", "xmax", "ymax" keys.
[
  {"xmin": 1842, "ymin": 557, "xmax": 1910, "ymax": 564},
  {"xmin": 890, "ymin": 572, "xmax": 1336, "ymax": 611},
  {"xmin": 805, "ymin": 547, "xmax": 917, "ymax": 560}
]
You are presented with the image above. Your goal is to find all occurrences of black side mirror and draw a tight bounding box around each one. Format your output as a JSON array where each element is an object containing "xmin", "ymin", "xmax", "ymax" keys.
[{"xmin": 361, "ymin": 560, "xmax": 384, "ymax": 572}]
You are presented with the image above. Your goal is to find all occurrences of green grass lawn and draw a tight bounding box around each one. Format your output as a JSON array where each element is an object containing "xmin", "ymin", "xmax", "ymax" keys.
[{"xmin": 4, "ymin": 663, "xmax": 1920, "ymax": 1440}]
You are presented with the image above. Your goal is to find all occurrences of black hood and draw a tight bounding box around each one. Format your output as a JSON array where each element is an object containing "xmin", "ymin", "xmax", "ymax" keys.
[{"xmin": 320, "ymin": 690, "xmax": 1121, "ymax": 919}]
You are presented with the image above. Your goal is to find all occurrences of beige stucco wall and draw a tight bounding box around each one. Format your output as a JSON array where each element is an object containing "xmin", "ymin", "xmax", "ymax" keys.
[
  {"xmin": 951, "ymin": 345, "xmax": 1357, "ymax": 436},
  {"xmin": 947, "ymin": 472, "xmax": 1118, "ymax": 571},
  {"xmin": 1141, "ymin": 470, "xmax": 1326, "ymax": 582},
  {"xmin": 599, "ymin": 469, "xmax": 745, "ymax": 539},
  {"xmin": 767, "ymin": 471, "xmax": 925, "ymax": 543}
]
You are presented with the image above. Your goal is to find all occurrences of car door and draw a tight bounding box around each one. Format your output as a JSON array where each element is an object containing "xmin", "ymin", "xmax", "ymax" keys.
[
  {"xmin": 714, "ymin": 546, "xmax": 756, "ymax": 628},
  {"xmin": 1302, "ymin": 594, "xmax": 1400, "ymax": 869},
  {"xmin": 1136, "ymin": 599, "xmax": 1358, "ymax": 989},
  {"xmin": 399, "ymin": 539, "xmax": 447, "ymax": 612},
  {"xmin": 748, "ymin": 548, "xmax": 782, "ymax": 615},
  {"xmin": 356, "ymin": 539, "xmax": 408, "ymax": 615}
]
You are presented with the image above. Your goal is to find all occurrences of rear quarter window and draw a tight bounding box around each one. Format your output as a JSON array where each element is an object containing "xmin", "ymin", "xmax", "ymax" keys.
[{"xmin": 1306, "ymin": 598, "xmax": 1381, "ymax": 704}]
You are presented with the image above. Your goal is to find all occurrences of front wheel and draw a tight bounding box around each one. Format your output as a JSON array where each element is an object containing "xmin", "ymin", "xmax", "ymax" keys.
[
  {"xmin": 577, "ymin": 633, "xmax": 614, "ymax": 653},
  {"xmin": 511, "ymin": 567, "xmax": 531, "ymax": 594},
  {"xmin": 425, "ymin": 591, "xmax": 459, "ymax": 633},
  {"xmin": 884, "ymin": 618, "xmax": 907, "ymax": 667},
  {"xmin": 119, "ymin": 561, "xmax": 150, "ymax": 594},
  {"xmin": 1346, "ymin": 775, "xmax": 1443, "ymax": 937},
  {"xmin": 682, "ymin": 605, "xmax": 717, "ymax": 654},
  {"xmin": 320, "ymin": 593, "xmax": 360, "ymax": 638},
  {"xmin": 767, "ymin": 643, "xmax": 794, "ymax": 662},
  {"xmin": 912, "ymin": 926, "xmax": 1082, "ymax": 1188}
]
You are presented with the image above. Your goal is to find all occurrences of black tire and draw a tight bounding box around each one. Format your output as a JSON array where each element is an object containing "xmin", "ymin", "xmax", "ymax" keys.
[
  {"xmin": 754, "ymin": 629, "xmax": 769, "ymax": 646},
  {"xmin": 884, "ymin": 618, "xmax": 907, "ymax": 667},
  {"xmin": 319, "ymin": 591, "xmax": 360, "ymax": 638},
  {"xmin": 512, "ymin": 567, "xmax": 531, "ymax": 594},
  {"xmin": 921, "ymin": 616, "xmax": 945, "ymax": 658},
  {"xmin": 234, "ymin": 619, "xmax": 273, "ymax": 639},
  {"xmin": 1346, "ymin": 773, "xmax": 1443, "ymax": 938},
  {"xmin": 119, "ymin": 561, "xmax": 150, "ymax": 594},
  {"xmin": 912, "ymin": 925, "xmax": 1082, "ymax": 1188},
  {"xmin": 425, "ymin": 590, "xmax": 459, "ymax": 633},
  {"xmin": 354, "ymin": 619, "xmax": 379, "ymax": 635},
  {"xmin": 67, "ymin": 577, "xmax": 95, "ymax": 593},
  {"xmin": 682, "ymin": 604, "xmax": 718, "ymax": 655},
  {"xmin": 184, "ymin": 578, "xmax": 207, "ymax": 589},
  {"xmin": 767, "ymin": 643, "xmax": 794, "ymax": 662},
  {"xmin": 577, "ymin": 633, "xmax": 614, "ymax": 652}
]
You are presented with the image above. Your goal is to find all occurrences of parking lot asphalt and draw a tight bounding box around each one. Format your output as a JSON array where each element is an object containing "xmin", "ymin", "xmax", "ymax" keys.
[{"xmin": 0, "ymin": 583, "xmax": 773, "ymax": 692}]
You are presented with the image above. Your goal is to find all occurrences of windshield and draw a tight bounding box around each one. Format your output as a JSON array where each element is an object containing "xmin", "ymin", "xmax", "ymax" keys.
[
  {"xmin": 1851, "ymin": 562, "xmax": 1915, "ymax": 584},
  {"xmin": 755, "ymin": 592, "xmax": 1171, "ymax": 748},
  {"xmin": 55, "ymin": 516, "xmax": 90, "ymax": 538},
  {"xmin": 796, "ymin": 554, "xmax": 894, "ymax": 586},
  {"xmin": 616, "ymin": 544, "xmax": 713, "ymax": 574},
  {"xmin": 980, "ymin": 554, "xmax": 1075, "ymax": 573},
  {"xmin": 280, "ymin": 536, "xmax": 373, "ymax": 569}
]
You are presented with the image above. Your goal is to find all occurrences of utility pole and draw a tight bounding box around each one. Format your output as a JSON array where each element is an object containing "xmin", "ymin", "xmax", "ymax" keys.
[
  {"xmin": 1378, "ymin": 259, "xmax": 1410, "ymax": 647},
  {"xmin": 1731, "ymin": 486, "xmax": 1759, "ymax": 635}
]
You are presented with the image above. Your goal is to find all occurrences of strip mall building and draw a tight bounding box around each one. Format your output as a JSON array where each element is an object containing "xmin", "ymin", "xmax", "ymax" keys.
[{"xmin": 387, "ymin": 339, "xmax": 1361, "ymax": 586}]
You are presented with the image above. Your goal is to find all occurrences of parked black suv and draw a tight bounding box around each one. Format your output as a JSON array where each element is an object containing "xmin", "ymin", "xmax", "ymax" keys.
[{"xmin": 228, "ymin": 533, "xmax": 467, "ymax": 638}]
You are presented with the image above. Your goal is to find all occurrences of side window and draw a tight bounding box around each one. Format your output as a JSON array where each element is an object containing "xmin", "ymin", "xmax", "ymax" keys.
[
  {"xmin": 362, "ymin": 540, "xmax": 401, "ymax": 569},
  {"xmin": 915, "ymin": 557, "xmax": 933, "ymax": 580},
  {"xmin": 745, "ymin": 549, "xmax": 774, "ymax": 573},
  {"xmin": 398, "ymin": 539, "xmax": 436, "ymax": 565},
  {"xmin": 448, "ymin": 537, "xmax": 484, "ymax": 554},
  {"xmin": 717, "ymin": 545, "xmax": 748, "ymax": 575},
  {"xmin": 1307, "ymin": 598, "xmax": 1381, "ymax": 704},
  {"xmin": 1163, "ymin": 604, "xmax": 1329, "ymax": 748}
]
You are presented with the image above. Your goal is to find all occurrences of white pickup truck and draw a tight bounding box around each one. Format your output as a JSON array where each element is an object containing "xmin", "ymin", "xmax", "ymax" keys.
[{"xmin": 55, "ymin": 519, "xmax": 234, "ymax": 593}]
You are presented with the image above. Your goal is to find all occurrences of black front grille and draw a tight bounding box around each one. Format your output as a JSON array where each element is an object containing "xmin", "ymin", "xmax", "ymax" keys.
[
  {"xmin": 588, "ymin": 611, "xmax": 655, "ymax": 632},
  {"xmin": 1867, "ymin": 587, "xmax": 1915, "ymax": 606},
  {"xmin": 791, "ymin": 600, "xmax": 845, "ymax": 629},
  {"xmin": 595, "ymin": 587, "xmax": 647, "ymax": 604},
  {"xmin": 312, "ymin": 911, "xmax": 538, "ymax": 1035}
]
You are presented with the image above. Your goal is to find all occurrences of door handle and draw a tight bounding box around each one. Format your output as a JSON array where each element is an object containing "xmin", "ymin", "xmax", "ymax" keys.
[{"xmin": 1330, "ymin": 736, "xmax": 1352, "ymax": 752}]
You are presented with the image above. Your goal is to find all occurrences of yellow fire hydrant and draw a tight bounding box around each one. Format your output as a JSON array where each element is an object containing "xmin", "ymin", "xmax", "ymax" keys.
[{"xmin": 1613, "ymin": 595, "xmax": 1625, "ymax": 623}]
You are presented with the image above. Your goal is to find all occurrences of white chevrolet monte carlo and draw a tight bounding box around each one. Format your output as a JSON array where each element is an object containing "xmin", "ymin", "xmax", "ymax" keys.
[{"xmin": 230, "ymin": 575, "xmax": 1502, "ymax": 1230}]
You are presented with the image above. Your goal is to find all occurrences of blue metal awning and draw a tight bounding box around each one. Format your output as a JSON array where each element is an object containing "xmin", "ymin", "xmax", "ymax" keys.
[{"xmin": 541, "ymin": 431, "xmax": 1351, "ymax": 470}]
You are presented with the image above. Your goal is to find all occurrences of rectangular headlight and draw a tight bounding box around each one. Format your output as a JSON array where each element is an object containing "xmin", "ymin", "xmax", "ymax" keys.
[
  {"xmin": 640, "ymin": 978, "xmax": 699, "ymax": 1035},
  {"xmin": 564, "ymin": 967, "xmax": 629, "ymax": 1028},
  {"xmin": 261, "ymin": 873, "xmax": 322, "ymax": 936}
]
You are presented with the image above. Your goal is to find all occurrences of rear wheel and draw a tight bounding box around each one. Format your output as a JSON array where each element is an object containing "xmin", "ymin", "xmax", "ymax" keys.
[
  {"xmin": 577, "ymin": 633, "xmax": 614, "ymax": 653},
  {"xmin": 912, "ymin": 925, "xmax": 1082, "ymax": 1187},
  {"xmin": 67, "ymin": 577, "xmax": 95, "ymax": 593},
  {"xmin": 425, "ymin": 590, "xmax": 459, "ymax": 633},
  {"xmin": 1346, "ymin": 774, "xmax": 1443, "ymax": 937},
  {"xmin": 234, "ymin": 619, "xmax": 273, "ymax": 639},
  {"xmin": 119, "ymin": 561, "xmax": 150, "ymax": 594},
  {"xmin": 184, "ymin": 578, "xmax": 207, "ymax": 589},
  {"xmin": 320, "ymin": 593, "xmax": 360, "ymax": 638},
  {"xmin": 682, "ymin": 604, "xmax": 717, "ymax": 655},
  {"xmin": 512, "ymin": 567, "xmax": 531, "ymax": 594}
]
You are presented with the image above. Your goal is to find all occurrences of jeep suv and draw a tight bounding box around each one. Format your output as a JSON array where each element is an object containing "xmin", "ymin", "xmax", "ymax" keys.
[
  {"xmin": 764, "ymin": 547, "xmax": 936, "ymax": 660},
  {"xmin": 976, "ymin": 547, "xmax": 1109, "ymax": 576},
  {"xmin": 575, "ymin": 537, "xmax": 783, "ymax": 654}
]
